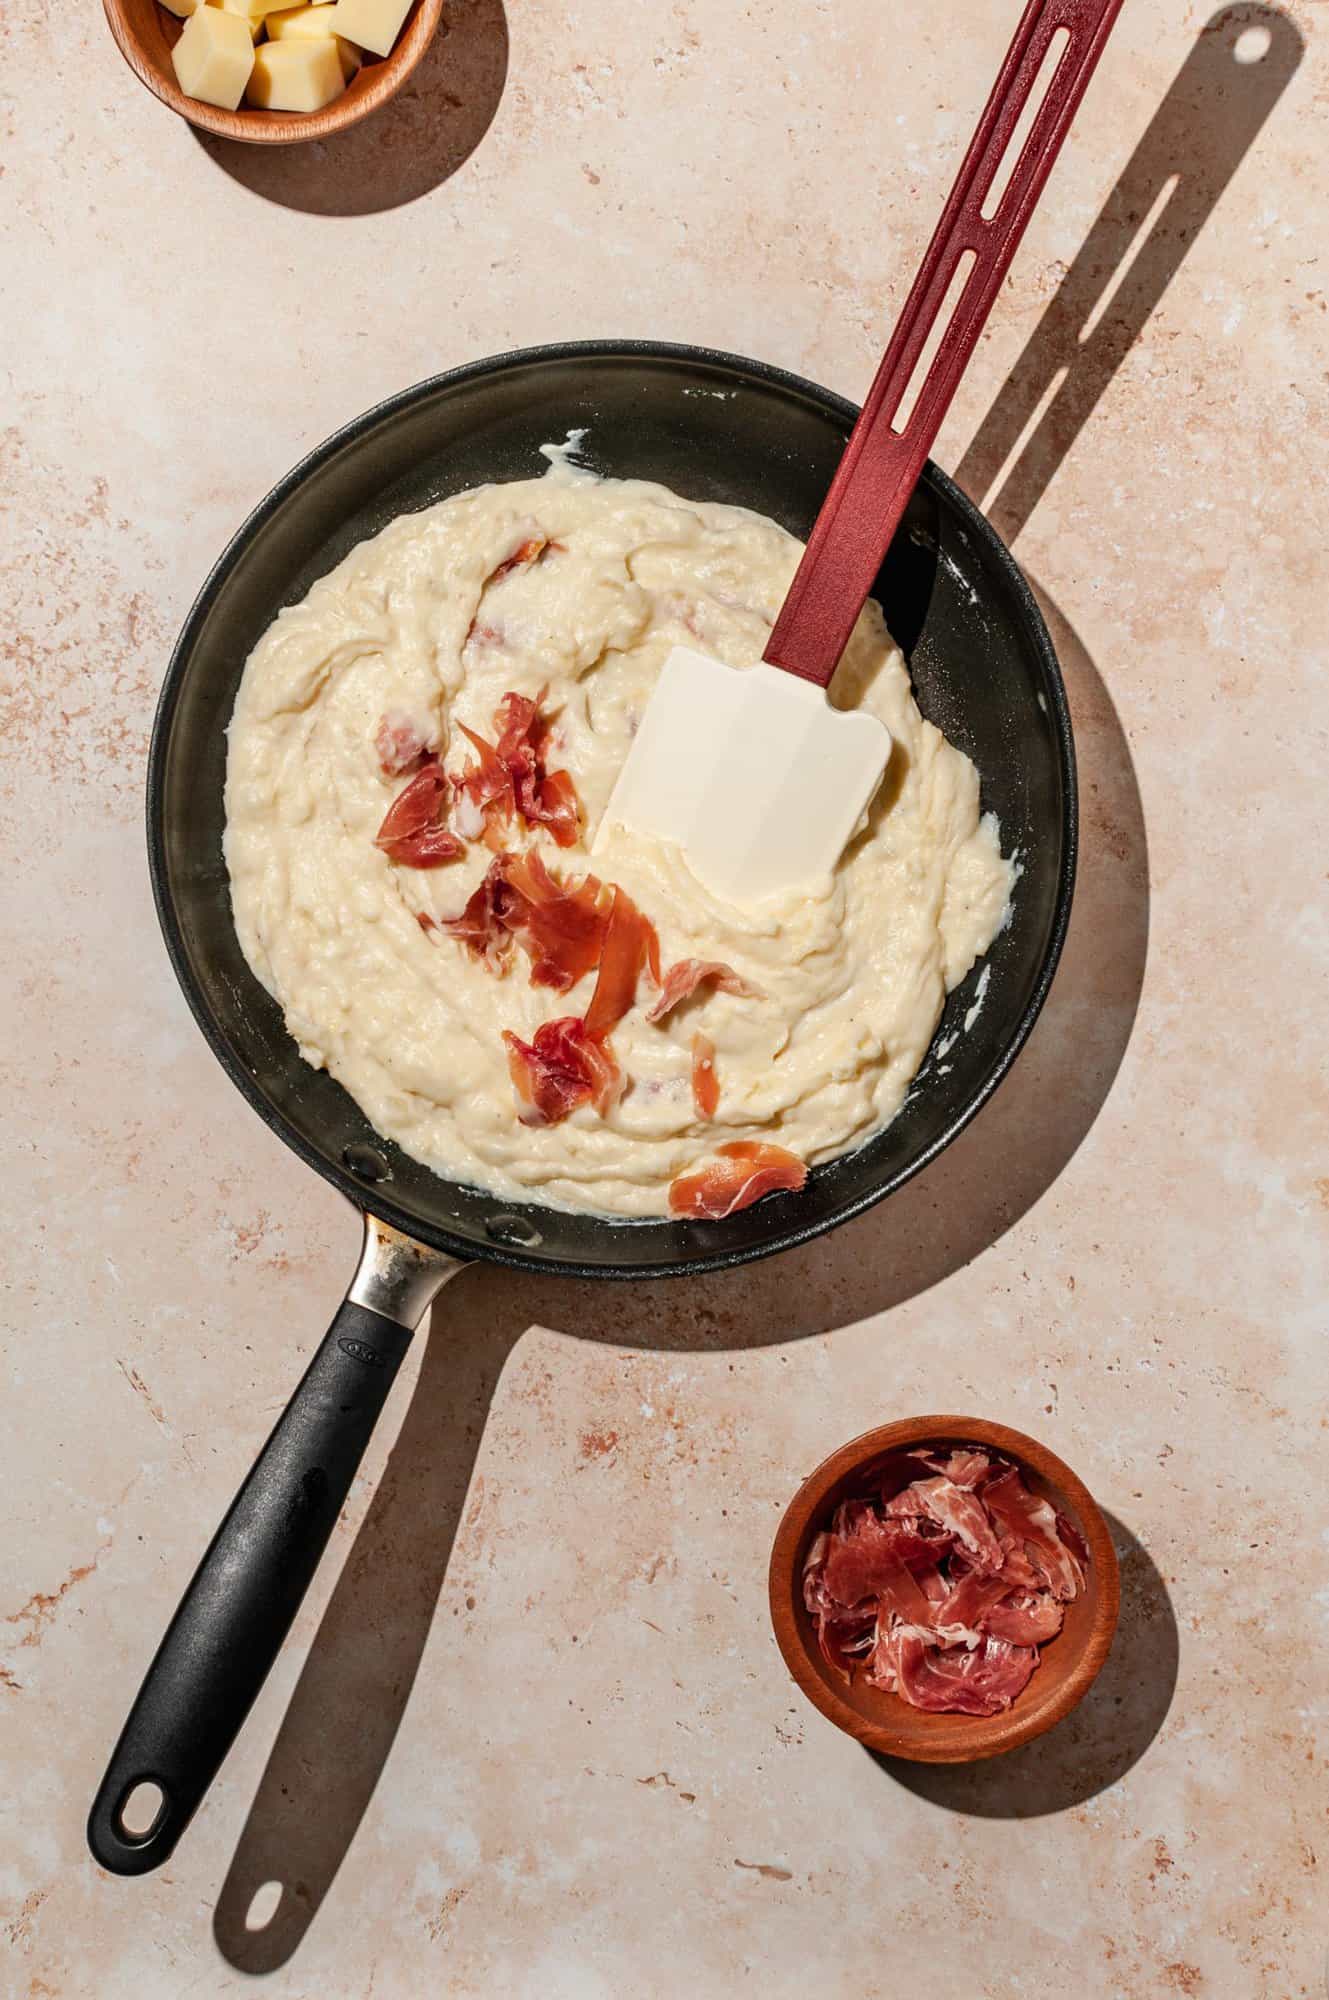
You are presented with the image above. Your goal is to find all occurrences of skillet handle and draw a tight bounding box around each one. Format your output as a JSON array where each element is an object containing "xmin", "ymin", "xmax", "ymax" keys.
[{"xmin": 87, "ymin": 1218, "xmax": 462, "ymax": 1876}]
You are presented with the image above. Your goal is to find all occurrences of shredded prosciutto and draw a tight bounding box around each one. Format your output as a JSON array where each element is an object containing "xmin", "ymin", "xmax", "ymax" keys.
[
  {"xmin": 500, "ymin": 689, "xmax": 582, "ymax": 847},
  {"xmin": 454, "ymin": 720, "xmax": 514, "ymax": 831},
  {"xmin": 584, "ymin": 885, "xmax": 661, "ymax": 1039},
  {"xmin": 450, "ymin": 690, "xmax": 582, "ymax": 849},
  {"xmin": 691, "ymin": 1032, "xmax": 719, "ymax": 1117},
  {"xmin": 438, "ymin": 857, "xmax": 518, "ymax": 971},
  {"xmin": 374, "ymin": 710, "xmax": 429, "ymax": 777},
  {"xmin": 503, "ymin": 1016, "xmax": 621, "ymax": 1126},
  {"xmin": 439, "ymin": 851, "xmax": 611, "ymax": 990},
  {"xmin": 646, "ymin": 958, "xmax": 763, "ymax": 1023},
  {"xmin": 464, "ymin": 619, "xmax": 505, "ymax": 649},
  {"xmin": 667, "ymin": 1140, "xmax": 806, "ymax": 1219},
  {"xmin": 489, "ymin": 533, "xmax": 558, "ymax": 583},
  {"xmin": 374, "ymin": 760, "xmax": 464, "ymax": 867},
  {"xmin": 801, "ymin": 1446, "xmax": 1086, "ymax": 1714},
  {"xmin": 416, "ymin": 911, "xmax": 437, "ymax": 935},
  {"xmin": 502, "ymin": 850, "xmax": 611, "ymax": 990},
  {"xmin": 525, "ymin": 768, "xmax": 579, "ymax": 847}
]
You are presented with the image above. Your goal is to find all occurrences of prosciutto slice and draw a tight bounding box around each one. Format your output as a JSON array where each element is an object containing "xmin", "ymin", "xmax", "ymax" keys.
[
  {"xmin": 867, "ymin": 1628, "xmax": 1038, "ymax": 1716},
  {"xmin": 583, "ymin": 885, "xmax": 660, "ymax": 1039},
  {"xmin": 690, "ymin": 1031, "xmax": 718, "ymax": 1117},
  {"xmin": 982, "ymin": 1467, "xmax": 1085, "ymax": 1600},
  {"xmin": 454, "ymin": 721, "xmax": 514, "ymax": 829},
  {"xmin": 816, "ymin": 1506, "xmax": 932, "ymax": 1624},
  {"xmin": 667, "ymin": 1141, "xmax": 807, "ymax": 1219},
  {"xmin": 982, "ymin": 1590, "xmax": 1065, "ymax": 1646},
  {"xmin": 453, "ymin": 689, "xmax": 582, "ymax": 849},
  {"xmin": 374, "ymin": 760, "xmax": 464, "ymax": 867},
  {"xmin": 440, "ymin": 852, "xmax": 611, "ymax": 992},
  {"xmin": 800, "ymin": 1445, "xmax": 1085, "ymax": 1717},
  {"xmin": 493, "ymin": 690, "xmax": 581, "ymax": 848},
  {"xmin": 503, "ymin": 851, "xmax": 611, "ymax": 991},
  {"xmin": 438, "ymin": 856, "xmax": 521, "ymax": 971},
  {"xmin": 489, "ymin": 531, "xmax": 557, "ymax": 582},
  {"xmin": 503, "ymin": 1016, "xmax": 621, "ymax": 1126},
  {"xmin": 646, "ymin": 958, "xmax": 763, "ymax": 1024},
  {"xmin": 908, "ymin": 1446, "xmax": 991, "ymax": 1488},
  {"xmin": 886, "ymin": 1476, "xmax": 1006, "ymax": 1574},
  {"xmin": 374, "ymin": 710, "xmax": 430, "ymax": 777}
]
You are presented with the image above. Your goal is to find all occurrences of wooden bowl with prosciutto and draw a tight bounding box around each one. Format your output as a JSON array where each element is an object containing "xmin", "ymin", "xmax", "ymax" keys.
[{"xmin": 768, "ymin": 1416, "xmax": 1119, "ymax": 1763}]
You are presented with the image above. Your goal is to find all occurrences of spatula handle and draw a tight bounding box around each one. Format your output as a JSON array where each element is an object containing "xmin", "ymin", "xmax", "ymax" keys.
[{"xmin": 764, "ymin": 0, "xmax": 1125, "ymax": 688}]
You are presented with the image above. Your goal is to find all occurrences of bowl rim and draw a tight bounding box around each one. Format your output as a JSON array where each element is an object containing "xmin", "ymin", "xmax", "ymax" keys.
[
  {"xmin": 101, "ymin": 0, "xmax": 444, "ymax": 145},
  {"xmin": 146, "ymin": 338, "xmax": 1077, "ymax": 1279},
  {"xmin": 768, "ymin": 1413, "xmax": 1121, "ymax": 1763}
]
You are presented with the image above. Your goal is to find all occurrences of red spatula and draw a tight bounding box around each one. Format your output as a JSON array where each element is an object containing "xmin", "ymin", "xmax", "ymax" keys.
[{"xmin": 599, "ymin": 0, "xmax": 1124, "ymax": 905}]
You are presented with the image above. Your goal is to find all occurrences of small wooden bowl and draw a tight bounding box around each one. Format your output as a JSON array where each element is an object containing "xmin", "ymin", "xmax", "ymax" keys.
[
  {"xmin": 769, "ymin": 1416, "xmax": 1119, "ymax": 1763},
  {"xmin": 103, "ymin": 0, "xmax": 443, "ymax": 145}
]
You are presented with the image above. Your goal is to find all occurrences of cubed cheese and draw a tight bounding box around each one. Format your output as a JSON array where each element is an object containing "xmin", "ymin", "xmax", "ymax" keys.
[
  {"xmin": 171, "ymin": 4, "xmax": 255, "ymax": 107},
  {"xmin": 264, "ymin": 3, "xmax": 337, "ymax": 36},
  {"xmin": 263, "ymin": 4, "xmax": 360, "ymax": 75},
  {"xmin": 329, "ymin": 0, "xmax": 412, "ymax": 59},
  {"xmin": 212, "ymin": 0, "xmax": 269, "ymax": 38},
  {"xmin": 160, "ymin": 0, "xmax": 204, "ymax": 18},
  {"xmin": 246, "ymin": 36, "xmax": 346, "ymax": 109}
]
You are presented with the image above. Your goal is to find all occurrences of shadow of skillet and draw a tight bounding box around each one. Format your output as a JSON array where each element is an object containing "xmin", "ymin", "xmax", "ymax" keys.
[
  {"xmin": 955, "ymin": 3, "xmax": 1306, "ymax": 547},
  {"xmin": 868, "ymin": 1514, "xmax": 1179, "ymax": 1817},
  {"xmin": 208, "ymin": 563, "xmax": 1146, "ymax": 1980},
  {"xmin": 212, "ymin": 8, "xmax": 1301, "ymax": 1966},
  {"xmin": 192, "ymin": 0, "xmax": 508, "ymax": 216}
]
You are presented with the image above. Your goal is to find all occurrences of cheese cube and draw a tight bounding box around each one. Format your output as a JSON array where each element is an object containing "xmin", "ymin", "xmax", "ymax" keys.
[
  {"xmin": 160, "ymin": 0, "xmax": 203, "ymax": 18},
  {"xmin": 213, "ymin": 0, "xmax": 269, "ymax": 38},
  {"xmin": 264, "ymin": 3, "xmax": 337, "ymax": 37},
  {"xmin": 246, "ymin": 36, "xmax": 346, "ymax": 108},
  {"xmin": 329, "ymin": 0, "xmax": 412, "ymax": 59},
  {"xmin": 263, "ymin": 4, "xmax": 359, "ymax": 75},
  {"xmin": 171, "ymin": 4, "xmax": 255, "ymax": 107}
]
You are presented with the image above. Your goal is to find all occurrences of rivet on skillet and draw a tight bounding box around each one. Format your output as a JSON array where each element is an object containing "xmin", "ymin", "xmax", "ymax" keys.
[
  {"xmin": 484, "ymin": 1214, "xmax": 543, "ymax": 1248},
  {"xmin": 342, "ymin": 1141, "xmax": 391, "ymax": 1182}
]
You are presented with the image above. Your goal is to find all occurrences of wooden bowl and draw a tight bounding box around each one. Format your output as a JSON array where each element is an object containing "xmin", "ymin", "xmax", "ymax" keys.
[
  {"xmin": 102, "ymin": 0, "xmax": 443, "ymax": 145},
  {"xmin": 768, "ymin": 1416, "xmax": 1119, "ymax": 1763}
]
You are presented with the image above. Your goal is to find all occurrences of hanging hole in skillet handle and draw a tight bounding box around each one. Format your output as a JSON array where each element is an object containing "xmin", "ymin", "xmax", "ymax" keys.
[{"xmin": 117, "ymin": 1779, "xmax": 168, "ymax": 1843}]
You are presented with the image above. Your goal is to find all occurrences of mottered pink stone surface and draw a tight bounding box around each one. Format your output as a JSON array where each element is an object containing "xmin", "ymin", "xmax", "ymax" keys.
[{"xmin": 2, "ymin": 0, "xmax": 1327, "ymax": 1993}]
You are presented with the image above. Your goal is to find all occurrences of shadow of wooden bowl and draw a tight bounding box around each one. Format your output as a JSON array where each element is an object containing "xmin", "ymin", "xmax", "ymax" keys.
[
  {"xmin": 102, "ymin": 0, "xmax": 444, "ymax": 145},
  {"xmin": 768, "ymin": 1415, "xmax": 1120, "ymax": 1763}
]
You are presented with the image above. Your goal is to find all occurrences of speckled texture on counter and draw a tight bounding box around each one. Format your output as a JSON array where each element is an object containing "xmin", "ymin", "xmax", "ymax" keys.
[{"xmin": 2, "ymin": 1, "xmax": 1326, "ymax": 1994}]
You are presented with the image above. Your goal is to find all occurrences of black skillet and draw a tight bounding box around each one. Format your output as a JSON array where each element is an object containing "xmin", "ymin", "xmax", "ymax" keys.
[{"xmin": 86, "ymin": 341, "xmax": 1075, "ymax": 1874}]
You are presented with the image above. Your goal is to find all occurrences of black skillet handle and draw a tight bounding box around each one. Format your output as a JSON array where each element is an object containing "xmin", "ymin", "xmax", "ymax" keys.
[{"xmin": 87, "ymin": 1295, "xmax": 414, "ymax": 1875}]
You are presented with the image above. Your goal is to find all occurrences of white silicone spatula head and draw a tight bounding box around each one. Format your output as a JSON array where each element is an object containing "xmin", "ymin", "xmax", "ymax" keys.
[
  {"xmin": 599, "ymin": 0, "xmax": 1123, "ymax": 907},
  {"xmin": 596, "ymin": 647, "xmax": 891, "ymax": 904}
]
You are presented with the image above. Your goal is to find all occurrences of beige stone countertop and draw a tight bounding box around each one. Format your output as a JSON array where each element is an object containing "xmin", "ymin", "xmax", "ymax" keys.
[{"xmin": 3, "ymin": 0, "xmax": 1326, "ymax": 1993}]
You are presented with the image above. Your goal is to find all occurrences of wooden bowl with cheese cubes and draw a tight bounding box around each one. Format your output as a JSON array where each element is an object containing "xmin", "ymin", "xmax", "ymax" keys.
[{"xmin": 103, "ymin": 0, "xmax": 442, "ymax": 143}]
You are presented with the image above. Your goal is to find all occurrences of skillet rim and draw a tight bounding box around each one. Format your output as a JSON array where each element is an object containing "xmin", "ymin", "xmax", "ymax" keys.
[{"xmin": 145, "ymin": 337, "xmax": 1077, "ymax": 1280}]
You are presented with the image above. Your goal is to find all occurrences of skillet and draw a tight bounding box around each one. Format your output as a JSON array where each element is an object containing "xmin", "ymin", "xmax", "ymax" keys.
[{"xmin": 87, "ymin": 340, "xmax": 1076, "ymax": 1873}]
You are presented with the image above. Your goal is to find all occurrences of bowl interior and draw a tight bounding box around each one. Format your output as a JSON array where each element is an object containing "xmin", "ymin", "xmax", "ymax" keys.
[
  {"xmin": 150, "ymin": 344, "xmax": 1074, "ymax": 1276},
  {"xmin": 770, "ymin": 1417, "xmax": 1119, "ymax": 1762},
  {"xmin": 105, "ymin": 0, "xmax": 439, "ymax": 143}
]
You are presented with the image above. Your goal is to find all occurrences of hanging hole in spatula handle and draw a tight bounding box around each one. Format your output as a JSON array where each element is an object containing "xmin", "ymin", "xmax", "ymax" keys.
[{"xmin": 764, "ymin": 0, "xmax": 1126, "ymax": 690}]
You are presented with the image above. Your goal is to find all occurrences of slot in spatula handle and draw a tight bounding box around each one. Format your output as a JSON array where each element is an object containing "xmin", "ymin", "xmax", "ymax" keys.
[{"xmin": 764, "ymin": 0, "xmax": 1124, "ymax": 689}]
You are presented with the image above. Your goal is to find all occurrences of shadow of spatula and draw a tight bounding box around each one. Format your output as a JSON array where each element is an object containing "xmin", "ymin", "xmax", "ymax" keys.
[{"xmin": 598, "ymin": 0, "xmax": 1124, "ymax": 906}]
